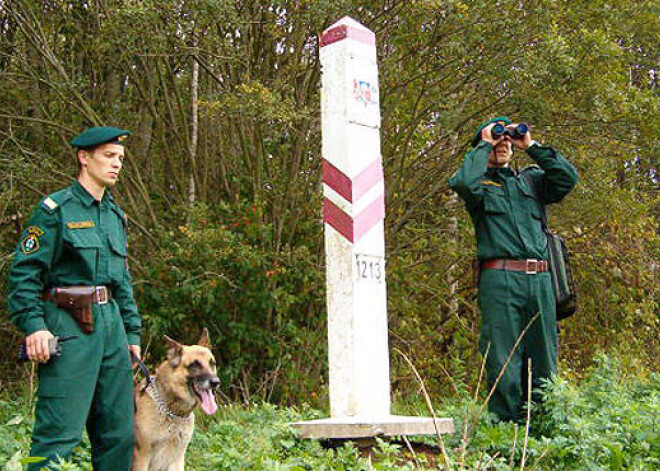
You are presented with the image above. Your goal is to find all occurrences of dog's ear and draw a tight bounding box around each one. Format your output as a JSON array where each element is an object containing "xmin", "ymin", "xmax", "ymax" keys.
[
  {"xmin": 164, "ymin": 335, "xmax": 184, "ymax": 367},
  {"xmin": 198, "ymin": 327, "xmax": 211, "ymax": 348}
]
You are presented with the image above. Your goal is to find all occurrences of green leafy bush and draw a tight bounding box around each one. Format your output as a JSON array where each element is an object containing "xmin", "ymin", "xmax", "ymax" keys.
[
  {"xmin": 532, "ymin": 355, "xmax": 660, "ymax": 470},
  {"xmin": 137, "ymin": 203, "xmax": 326, "ymax": 403},
  {"xmin": 4, "ymin": 355, "xmax": 660, "ymax": 470}
]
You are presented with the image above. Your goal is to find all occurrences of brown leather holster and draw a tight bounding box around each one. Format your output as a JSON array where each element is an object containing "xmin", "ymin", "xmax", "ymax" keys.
[{"xmin": 44, "ymin": 286, "xmax": 111, "ymax": 334}]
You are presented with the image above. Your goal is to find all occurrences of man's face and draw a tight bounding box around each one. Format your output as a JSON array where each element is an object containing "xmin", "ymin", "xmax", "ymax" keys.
[
  {"xmin": 488, "ymin": 129, "xmax": 513, "ymax": 167},
  {"xmin": 79, "ymin": 143, "xmax": 124, "ymax": 188}
]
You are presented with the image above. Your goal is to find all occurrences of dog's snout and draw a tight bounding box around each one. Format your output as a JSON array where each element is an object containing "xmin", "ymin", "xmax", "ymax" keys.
[{"xmin": 191, "ymin": 374, "xmax": 220, "ymax": 391}]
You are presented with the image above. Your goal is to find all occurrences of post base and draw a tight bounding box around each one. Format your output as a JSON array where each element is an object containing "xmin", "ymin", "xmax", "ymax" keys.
[{"xmin": 291, "ymin": 415, "xmax": 454, "ymax": 439}]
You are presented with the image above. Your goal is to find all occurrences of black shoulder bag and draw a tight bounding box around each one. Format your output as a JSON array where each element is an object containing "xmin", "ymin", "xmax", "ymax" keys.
[{"xmin": 520, "ymin": 169, "xmax": 577, "ymax": 321}]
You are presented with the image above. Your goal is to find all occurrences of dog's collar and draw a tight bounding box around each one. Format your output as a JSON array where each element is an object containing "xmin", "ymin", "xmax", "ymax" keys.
[{"xmin": 148, "ymin": 377, "xmax": 193, "ymax": 422}]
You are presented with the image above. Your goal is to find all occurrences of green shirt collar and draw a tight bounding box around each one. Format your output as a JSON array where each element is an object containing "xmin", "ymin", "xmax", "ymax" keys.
[
  {"xmin": 486, "ymin": 167, "xmax": 516, "ymax": 178},
  {"xmin": 72, "ymin": 180, "xmax": 112, "ymax": 207}
]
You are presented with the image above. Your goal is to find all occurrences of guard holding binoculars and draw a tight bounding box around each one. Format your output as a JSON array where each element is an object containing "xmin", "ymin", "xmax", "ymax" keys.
[
  {"xmin": 449, "ymin": 117, "xmax": 578, "ymax": 422},
  {"xmin": 7, "ymin": 126, "xmax": 140, "ymax": 470}
]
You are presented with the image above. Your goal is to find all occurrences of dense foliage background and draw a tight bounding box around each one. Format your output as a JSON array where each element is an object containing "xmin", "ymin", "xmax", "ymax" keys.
[{"xmin": 0, "ymin": 0, "xmax": 658, "ymax": 409}]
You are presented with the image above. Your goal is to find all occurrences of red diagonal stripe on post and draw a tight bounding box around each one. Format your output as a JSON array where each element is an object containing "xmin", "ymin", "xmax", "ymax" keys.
[
  {"xmin": 323, "ymin": 158, "xmax": 383, "ymax": 204},
  {"xmin": 323, "ymin": 192, "xmax": 385, "ymax": 243},
  {"xmin": 352, "ymin": 158, "xmax": 384, "ymax": 202},
  {"xmin": 354, "ymin": 193, "xmax": 385, "ymax": 241},
  {"xmin": 322, "ymin": 160, "xmax": 353, "ymax": 203},
  {"xmin": 323, "ymin": 197, "xmax": 354, "ymax": 243}
]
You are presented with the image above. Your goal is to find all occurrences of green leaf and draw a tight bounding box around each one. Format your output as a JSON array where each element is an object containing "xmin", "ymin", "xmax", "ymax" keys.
[
  {"xmin": 5, "ymin": 452, "xmax": 23, "ymax": 471},
  {"xmin": 5, "ymin": 416, "xmax": 23, "ymax": 426}
]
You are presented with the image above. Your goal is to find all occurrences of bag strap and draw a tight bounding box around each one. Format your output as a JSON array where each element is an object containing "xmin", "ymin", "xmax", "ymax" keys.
[{"xmin": 519, "ymin": 167, "xmax": 549, "ymax": 232}]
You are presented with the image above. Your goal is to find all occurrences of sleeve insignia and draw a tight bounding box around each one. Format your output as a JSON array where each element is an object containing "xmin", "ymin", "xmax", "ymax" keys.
[
  {"xmin": 67, "ymin": 221, "xmax": 95, "ymax": 229},
  {"xmin": 481, "ymin": 180, "xmax": 502, "ymax": 187},
  {"xmin": 20, "ymin": 226, "xmax": 45, "ymax": 254},
  {"xmin": 21, "ymin": 233, "xmax": 41, "ymax": 254},
  {"xmin": 27, "ymin": 226, "xmax": 44, "ymax": 236},
  {"xmin": 43, "ymin": 197, "xmax": 58, "ymax": 210}
]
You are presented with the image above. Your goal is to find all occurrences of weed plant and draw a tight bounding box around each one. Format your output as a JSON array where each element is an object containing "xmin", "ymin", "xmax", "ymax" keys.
[{"xmin": 1, "ymin": 355, "xmax": 659, "ymax": 470}]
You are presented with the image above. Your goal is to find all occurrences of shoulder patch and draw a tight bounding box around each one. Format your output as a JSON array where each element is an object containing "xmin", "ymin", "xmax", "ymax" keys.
[
  {"xmin": 41, "ymin": 189, "xmax": 73, "ymax": 214},
  {"xmin": 43, "ymin": 197, "xmax": 58, "ymax": 210}
]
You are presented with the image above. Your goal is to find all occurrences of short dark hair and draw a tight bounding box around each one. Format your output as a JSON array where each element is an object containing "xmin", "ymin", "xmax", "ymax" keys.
[{"xmin": 77, "ymin": 148, "xmax": 93, "ymax": 176}]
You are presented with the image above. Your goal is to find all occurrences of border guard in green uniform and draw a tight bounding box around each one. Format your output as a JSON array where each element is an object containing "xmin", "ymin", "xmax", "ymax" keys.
[
  {"xmin": 449, "ymin": 117, "xmax": 578, "ymax": 422},
  {"xmin": 8, "ymin": 127, "xmax": 141, "ymax": 470}
]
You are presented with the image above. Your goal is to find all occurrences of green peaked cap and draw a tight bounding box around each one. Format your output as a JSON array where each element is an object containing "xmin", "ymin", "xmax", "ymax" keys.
[
  {"xmin": 471, "ymin": 116, "xmax": 511, "ymax": 147},
  {"xmin": 70, "ymin": 126, "xmax": 131, "ymax": 149}
]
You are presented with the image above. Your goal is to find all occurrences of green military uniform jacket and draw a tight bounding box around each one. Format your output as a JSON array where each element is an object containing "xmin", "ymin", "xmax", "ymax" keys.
[
  {"xmin": 449, "ymin": 141, "xmax": 578, "ymax": 260},
  {"xmin": 449, "ymin": 140, "xmax": 578, "ymax": 422},
  {"xmin": 8, "ymin": 180, "xmax": 141, "ymax": 345}
]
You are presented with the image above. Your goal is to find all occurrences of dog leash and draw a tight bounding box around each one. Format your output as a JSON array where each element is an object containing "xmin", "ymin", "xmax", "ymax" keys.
[
  {"xmin": 131, "ymin": 351, "xmax": 153, "ymax": 393},
  {"xmin": 130, "ymin": 351, "xmax": 192, "ymax": 421}
]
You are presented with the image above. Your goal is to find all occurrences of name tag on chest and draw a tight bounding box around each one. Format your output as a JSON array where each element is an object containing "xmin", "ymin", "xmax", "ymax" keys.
[{"xmin": 67, "ymin": 221, "xmax": 95, "ymax": 229}]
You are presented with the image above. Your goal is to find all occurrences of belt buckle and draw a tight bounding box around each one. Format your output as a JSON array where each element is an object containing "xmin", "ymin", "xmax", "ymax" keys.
[
  {"xmin": 95, "ymin": 286, "xmax": 108, "ymax": 305},
  {"xmin": 526, "ymin": 259, "xmax": 538, "ymax": 275}
]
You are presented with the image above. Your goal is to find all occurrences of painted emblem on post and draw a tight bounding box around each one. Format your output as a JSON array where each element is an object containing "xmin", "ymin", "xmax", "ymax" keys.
[{"xmin": 353, "ymin": 79, "xmax": 378, "ymax": 107}]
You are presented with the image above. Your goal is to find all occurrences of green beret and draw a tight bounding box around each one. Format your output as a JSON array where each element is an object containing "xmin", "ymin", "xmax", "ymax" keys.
[
  {"xmin": 471, "ymin": 116, "xmax": 511, "ymax": 147},
  {"xmin": 70, "ymin": 126, "xmax": 131, "ymax": 149}
]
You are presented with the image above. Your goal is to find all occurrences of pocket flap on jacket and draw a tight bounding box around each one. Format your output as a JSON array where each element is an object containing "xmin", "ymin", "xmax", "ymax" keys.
[
  {"xmin": 107, "ymin": 234, "xmax": 128, "ymax": 257},
  {"xmin": 484, "ymin": 195, "xmax": 506, "ymax": 214},
  {"xmin": 65, "ymin": 230, "xmax": 102, "ymax": 249}
]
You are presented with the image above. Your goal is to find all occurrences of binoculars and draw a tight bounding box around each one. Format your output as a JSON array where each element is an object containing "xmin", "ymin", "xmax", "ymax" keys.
[{"xmin": 491, "ymin": 123, "xmax": 529, "ymax": 140}]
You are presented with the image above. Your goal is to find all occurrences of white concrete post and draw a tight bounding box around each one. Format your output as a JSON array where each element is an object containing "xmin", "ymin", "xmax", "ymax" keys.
[
  {"xmin": 291, "ymin": 16, "xmax": 453, "ymax": 439},
  {"xmin": 319, "ymin": 16, "xmax": 389, "ymax": 419}
]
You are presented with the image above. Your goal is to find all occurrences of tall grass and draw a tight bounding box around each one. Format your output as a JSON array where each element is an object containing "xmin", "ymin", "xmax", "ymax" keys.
[{"xmin": 1, "ymin": 354, "xmax": 659, "ymax": 470}]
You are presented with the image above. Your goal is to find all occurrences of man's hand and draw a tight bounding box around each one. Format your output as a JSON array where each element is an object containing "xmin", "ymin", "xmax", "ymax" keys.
[
  {"xmin": 506, "ymin": 124, "xmax": 533, "ymax": 150},
  {"xmin": 26, "ymin": 330, "xmax": 55, "ymax": 363},
  {"xmin": 481, "ymin": 123, "xmax": 506, "ymax": 147},
  {"xmin": 128, "ymin": 344, "xmax": 141, "ymax": 362}
]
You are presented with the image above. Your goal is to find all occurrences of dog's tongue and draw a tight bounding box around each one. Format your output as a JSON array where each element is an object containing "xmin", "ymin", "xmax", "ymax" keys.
[{"xmin": 200, "ymin": 389, "xmax": 218, "ymax": 415}]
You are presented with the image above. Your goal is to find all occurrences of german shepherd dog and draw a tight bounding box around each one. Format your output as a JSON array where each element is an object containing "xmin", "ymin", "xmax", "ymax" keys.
[{"xmin": 133, "ymin": 328, "xmax": 220, "ymax": 471}]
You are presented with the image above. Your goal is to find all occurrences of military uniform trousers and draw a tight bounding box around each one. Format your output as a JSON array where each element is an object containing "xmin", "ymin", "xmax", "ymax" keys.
[
  {"xmin": 478, "ymin": 267, "xmax": 557, "ymax": 422},
  {"xmin": 29, "ymin": 299, "xmax": 133, "ymax": 471}
]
